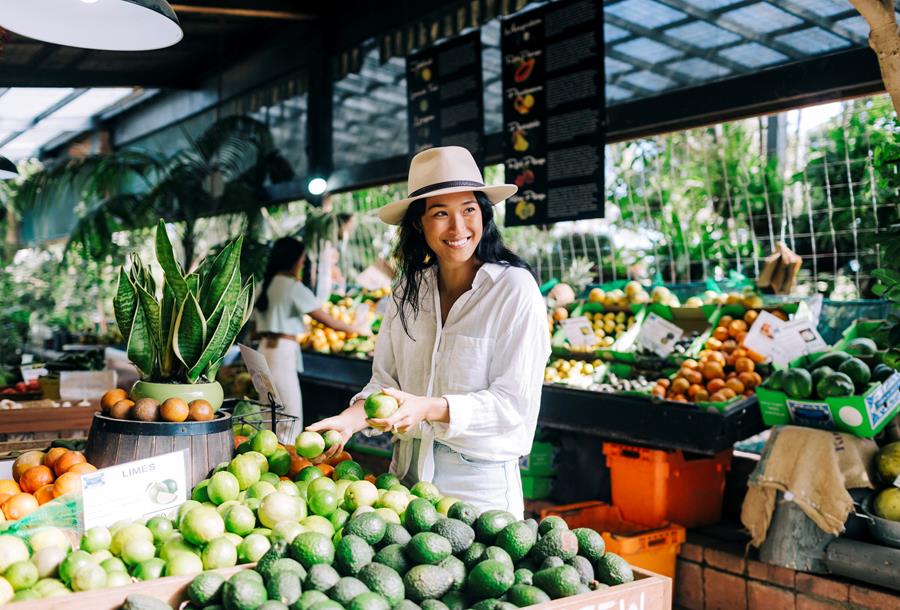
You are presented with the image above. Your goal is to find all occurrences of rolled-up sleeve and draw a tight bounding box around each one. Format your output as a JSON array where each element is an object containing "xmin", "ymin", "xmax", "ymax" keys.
[{"xmin": 350, "ymin": 299, "xmax": 400, "ymax": 407}]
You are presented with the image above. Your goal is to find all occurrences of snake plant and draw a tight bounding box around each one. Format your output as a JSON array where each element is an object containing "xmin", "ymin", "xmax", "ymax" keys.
[{"xmin": 114, "ymin": 220, "xmax": 254, "ymax": 384}]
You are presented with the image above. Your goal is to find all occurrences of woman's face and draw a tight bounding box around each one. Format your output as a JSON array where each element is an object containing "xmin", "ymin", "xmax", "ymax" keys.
[{"xmin": 421, "ymin": 191, "xmax": 483, "ymax": 266}]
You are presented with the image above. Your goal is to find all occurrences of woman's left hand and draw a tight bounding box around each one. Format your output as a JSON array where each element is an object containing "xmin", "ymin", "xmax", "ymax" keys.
[{"xmin": 368, "ymin": 388, "xmax": 448, "ymax": 434}]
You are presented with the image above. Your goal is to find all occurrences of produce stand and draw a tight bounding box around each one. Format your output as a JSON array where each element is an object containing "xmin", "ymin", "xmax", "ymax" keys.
[
  {"xmin": 299, "ymin": 352, "xmax": 765, "ymax": 455},
  {"xmin": 0, "ymin": 400, "xmax": 99, "ymax": 435}
]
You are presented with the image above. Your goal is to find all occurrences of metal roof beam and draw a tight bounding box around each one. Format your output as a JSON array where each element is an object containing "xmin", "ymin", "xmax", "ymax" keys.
[
  {"xmin": 777, "ymin": 0, "xmax": 861, "ymax": 44},
  {"xmin": 0, "ymin": 88, "xmax": 89, "ymax": 149}
]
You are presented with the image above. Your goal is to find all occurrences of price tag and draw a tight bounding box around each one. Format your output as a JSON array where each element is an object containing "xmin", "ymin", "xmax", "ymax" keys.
[
  {"xmin": 20, "ymin": 364, "xmax": 48, "ymax": 384},
  {"xmin": 635, "ymin": 313, "xmax": 684, "ymax": 357},
  {"xmin": 744, "ymin": 312, "xmax": 827, "ymax": 367},
  {"xmin": 239, "ymin": 344, "xmax": 282, "ymax": 405},
  {"xmin": 561, "ymin": 317, "xmax": 597, "ymax": 348},
  {"xmin": 81, "ymin": 450, "xmax": 188, "ymax": 529},
  {"xmin": 59, "ymin": 370, "xmax": 117, "ymax": 401}
]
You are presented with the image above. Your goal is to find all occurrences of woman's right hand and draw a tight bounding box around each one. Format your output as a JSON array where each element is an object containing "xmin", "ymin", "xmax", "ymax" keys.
[{"xmin": 306, "ymin": 404, "xmax": 367, "ymax": 460}]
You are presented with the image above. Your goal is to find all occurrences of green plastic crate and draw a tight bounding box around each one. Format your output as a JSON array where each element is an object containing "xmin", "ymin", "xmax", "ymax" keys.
[
  {"xmin": 522, "ymin": 475, "xmax": 553, "ymax": 500},
  {"xmin": 519, "ymin": 441, "xmax": 559, "ymax": 477}
]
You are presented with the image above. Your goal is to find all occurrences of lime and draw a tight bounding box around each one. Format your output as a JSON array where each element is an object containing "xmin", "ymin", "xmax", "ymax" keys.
[
  {"xmin": 121, "ymin": 538, "xmax": 156, "ymax": 567},
  {"xmin": 213, "ymin": 461, "xmax": 230, "ymax": 474},
  {"xmin": 234, "ymin": 423, "xmax": 257, "ymax": 437},
  {"xmin": 159, "ymin": 536, "xmax": 199, "ymax": 562},
  {"xmin": 245, "ymin": 451, "xmax": 271, "ymax": 474},
  {"xmin": 100, "ymin": 557, "xmax": 128, "ymax": 573},
  {"xmin": 270, "ymin": 521, "xmax": 306, "ymax": 545},
  {"xmin": 351, "ymin": 506, "xmax": 376, "ymax": 519},
  {"xmin": 345, "ymin": 481, "xmax": 379, "ymax": 511},
  {"xmin": 375, "ymin": 473, "xmax": 400, "ymax": 490},
  {"xmin": 251, "ymin": 430, "xmax": 280, "ymax": 457},
  {"xmin": 276, "ymin": 481, "xmax": 300, "ymax": 497},
  {"xmin": 208, "ymin": 471, "xmax": 241, "ymax": 505},
  {"xmin": 259, "ymin": 474, "xmax": 280, "ymax": 489},
  {"xmin": 164, "ymin": 552, "xmax": 203, "ymax": 577},
  {"xmin": 410, "ymin": 481, "xmax": 440, "ymax": 502},
  {"xmin": 374, "ymin": 508, "xmax": 401, "ymax": 524},
  {"xmin": 32, "ymin": 546, "xmax": 67, "ymax": 579},
  {"xmin": 109, "ymin": 520, "xmax": 130, "ymax": 534},
  {"xmin": 269, "ymin": 448, "xmax": 292, "ymax": 476},
  {"xmin": 247, "ymin": 481, "xmax": 278, "ymax": 500},
  {"xmin": 329, "ymin": 508, "xmax": 350, "ymax": 531},
  {"xmin": 309, "ymin": 490, "xmax": 339, "ymax": 517},
  {"xmin": 192, "ymin": 479, "xmax": 211, "ymax": 503},
  {"xmin": 323, "ymin": 430, "xmax": 344, "ymax": 450},
  {"xmin": 294, "ymin": 480, "xmax": 309, "ymax": 500},
  {"xmin": 90, "ymin": 550, "xmax": 113, "ymax": 564},
  {"xmin": 309, "ymin": 476, "xmax": 337, "ymax": 496},
  {"xmin": 335, "ymin": 480, "xmax": 353, "ymax": 501},
  {"xmin": 224, "ymin": 504, "xmax": 256, "ymax": 536},
  {"xmin": 364, "ymin": 392, "xmax": 399, "ymax": 419},
  {"xmin": 5, "ymin": 560, "xmax": 38, "ymax": 591},
  {"xmin": 297, "ymin": 466, "xmax": 324, "ymax": 483},
  {"xmin": 131, "ymin": 557, "xmax": 165, "ymax": 581},
  {"xmin": 435, "ymin": 496, "xmax": 460, "ymax": 516},
  {"xmin": 81, "ymin": 526, "xmax": 112, "ymax": 553},
  {"xmin": 223, "ymin": 532, "xmax": 243, "ymax": 547},
  {"xmin": 251, "ymin": 527, "xmax": 272, "ymax": 537},
  {"xmin": 146, "ymin": 516, "xmax": 174, "ymax": 544},
  {"xmin": 105, "ymin": 570, "xmax": 132, "ymax": 587},
  {"xmin": 378, "ymin": 490, "xmax": 410, "ymax": 514},
  {"xmin": 244, "ymin": 497, "xmax": 262, "ymax": 512},
  {"xmin": 71, "ymin": 562, "xmax": 106, "ymax": 592},
  {"xmin": 300, "ymin": 516, "xmax": 334, "ymax": 537},
  {"xmin": 110, "ymin": 524, "xmax": 153, "ymax": 557},
  {"xmin": 236, "ymin": 440, "xmax": 251, "ymax": 454},
  {"xmin": 33, "ymin": 578, "xmax": 68, "ymax": 598},
  {"xmin": 29, "ymin": 528, "xmax": 69, "ymax": 553},
  {"xmin": 0, "ymin": 536, "xmax": 30, "ymax": 572},
  {"xmin": 0, "ymin": 578, "xmax": 12, "ymax": 605},
  {"xmin": 295, "ymin": 432, "xmax": 325, "ymax": 459},
  {"xmin": 202, "ymin": 537, "xmax": 238, "ymax": 570},
  {"xmin": 216, "ymin": 500, "xmax": 242, "ymax": 517},
  {"xmin": 238, "ymin": 534, "xmax": 271, "ymax": 563},
  {"xmin": 258, "ymin": 492, "xmax": 306, "ymax": 528},
  {"xmin": 180, "ymin": 505, "xmax": 226, "ymax": 546},
  {"xmin": 228, "ymin": 455, "xmax": 262, "ymax": 491},
  {"xmin": 334, "ymin": 460, "xmax": 364, "ymax": 481},
  {"xmin": 176, "ymin": 500, "xmax": 202, "ymax": 527}
]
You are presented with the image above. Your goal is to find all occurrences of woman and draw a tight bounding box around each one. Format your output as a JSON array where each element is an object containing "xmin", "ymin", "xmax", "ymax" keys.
[
  {"xmin": 309, "ymin": 146, "xmax": 550, "ymax": 517},
  {"xmin": 254, "ymin": 237, "xmax": 367, "ymax": 432}
]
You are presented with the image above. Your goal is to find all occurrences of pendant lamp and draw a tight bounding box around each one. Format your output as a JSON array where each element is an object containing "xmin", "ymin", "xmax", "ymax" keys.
[
  {"xmin": 0, "ymin": 156, "xmax": 17, "ymax": 180},
  {"xmin": 0, "ymin": 0, "xmax": 183, "ymax": 51}
]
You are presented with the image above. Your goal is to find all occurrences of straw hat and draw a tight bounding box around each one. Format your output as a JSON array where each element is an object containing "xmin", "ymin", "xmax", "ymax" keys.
[{"xmin": 377, "ymin": 146, "xmax": 517, "ymax": 225}]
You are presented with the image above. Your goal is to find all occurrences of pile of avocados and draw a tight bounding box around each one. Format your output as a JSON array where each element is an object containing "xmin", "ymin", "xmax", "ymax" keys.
[
  {"xmin": 170, "ymin": 505, "xmax": 634, "ymax": 610},
  {"xmin": 764, "ymin": 338, "xmax": 894, "ymax": 401}
]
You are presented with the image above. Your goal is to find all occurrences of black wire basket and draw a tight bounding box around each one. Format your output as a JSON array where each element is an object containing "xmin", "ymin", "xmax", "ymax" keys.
[{"xmin": 220, "ymin": 396, "xmax": 302, "ymax": 444}]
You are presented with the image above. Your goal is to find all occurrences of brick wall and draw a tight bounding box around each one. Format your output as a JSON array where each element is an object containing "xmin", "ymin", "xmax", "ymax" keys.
[{"xmin": 677, "ymin": 533, "xmax": 900, "ymax": 610}]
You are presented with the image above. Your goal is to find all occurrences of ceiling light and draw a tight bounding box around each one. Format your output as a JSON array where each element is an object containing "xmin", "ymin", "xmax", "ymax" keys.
[
  {"xmin": 0, "ymin": 156, "xmax": 18, "ymax": 180},
  {"xmin": 0, "ymin": 0, "xmax": 183, "ymax": 51},
  {"xmin": 308, "ymin": 177, "xmax": 328, "ymax": 196}
]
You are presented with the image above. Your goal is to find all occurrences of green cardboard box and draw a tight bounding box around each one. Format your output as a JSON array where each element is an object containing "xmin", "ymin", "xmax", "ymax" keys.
[
  {"xmin": 519, "ymin": 441, "xmax": 559, "ymax": 477},
  {"xmin": 521, "ymin": 475, "xmax": 553, "ymax": 500}
]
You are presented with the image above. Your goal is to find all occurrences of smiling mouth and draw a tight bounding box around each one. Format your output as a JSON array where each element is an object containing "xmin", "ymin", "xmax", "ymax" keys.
[{"xmin": 444, "ymin": 237, "xmax": 471, "ymax": 248}]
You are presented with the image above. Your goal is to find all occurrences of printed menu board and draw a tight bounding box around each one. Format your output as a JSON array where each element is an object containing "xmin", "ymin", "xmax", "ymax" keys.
[
  {"xmin": 406, "ymin": 29, "xmax": 485, "ymax": 162},
  {"xmin": 501, "ymin": 0, "xmax": 605, "ymax": 226}
]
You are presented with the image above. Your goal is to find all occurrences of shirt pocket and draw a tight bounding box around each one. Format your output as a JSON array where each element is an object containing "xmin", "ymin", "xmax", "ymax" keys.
[{"xmin": 444, "ymin": 334, "xmax": 494, "ymax": 393}]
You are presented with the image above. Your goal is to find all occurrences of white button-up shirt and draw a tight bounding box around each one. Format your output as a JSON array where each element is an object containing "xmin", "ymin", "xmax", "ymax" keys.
[{"xmin": 351, "ymin": 262, "xmax": 550, "ymax": 483}]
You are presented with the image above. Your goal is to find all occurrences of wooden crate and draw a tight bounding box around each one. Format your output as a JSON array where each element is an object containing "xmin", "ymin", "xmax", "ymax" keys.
[
  {"xmin": 10, "ymin": 566, "xmax": 671, "ymax": 610},
  {"xmin": 0, "ymin": 401, "xmax": 99, "ymax": 435}
]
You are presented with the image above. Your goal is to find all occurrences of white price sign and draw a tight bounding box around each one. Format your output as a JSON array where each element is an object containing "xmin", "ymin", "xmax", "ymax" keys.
[
  {"xmin": 81, "ymin": 450, "xmax": 188, "ymax": 529},
  {"xmin": 744, "ymin": 311, "xmax": 827, "ymax": 367},
  {"xmin": 561, "ymin": 317, "xmax": 598, "ymax": 348},
  {"xmin": 635, "ymin": 312, "xmax": 684, "ymax": 357},
  {"xmin": 239, "ymin": 344, "xmax": 282, "ymax": 405}
]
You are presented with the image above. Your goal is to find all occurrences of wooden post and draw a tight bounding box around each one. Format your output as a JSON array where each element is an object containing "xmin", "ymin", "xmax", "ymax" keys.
[{"xmin": 851, "ymin": 0, "xmax": 900, "ymax": 115}]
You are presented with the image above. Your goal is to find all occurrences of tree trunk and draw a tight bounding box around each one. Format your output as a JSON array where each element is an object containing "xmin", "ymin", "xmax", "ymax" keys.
[{"xmin": 852, "ymin": 0, "xmax": 900, "ymax": 116}]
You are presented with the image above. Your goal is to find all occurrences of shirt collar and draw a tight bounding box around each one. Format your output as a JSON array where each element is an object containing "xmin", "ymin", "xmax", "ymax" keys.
[{"xmin": 473, "ymin": 262, "xmax": 505, "ymax": 288}]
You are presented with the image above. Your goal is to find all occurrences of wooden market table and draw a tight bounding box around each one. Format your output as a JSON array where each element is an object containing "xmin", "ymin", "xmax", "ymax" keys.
[{"xmin": 0, "ymin": 400, "xmax": 100, "ymax": 435}]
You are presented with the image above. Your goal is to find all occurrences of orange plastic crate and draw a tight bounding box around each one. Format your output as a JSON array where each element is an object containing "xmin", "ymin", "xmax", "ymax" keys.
[
  {"xmin": 603, "ymin": 442, "xmax": 732, "ymax": 528},
  {"xmin": 540, "ymin": 501, "xmax": 685, "ymax": 578}
]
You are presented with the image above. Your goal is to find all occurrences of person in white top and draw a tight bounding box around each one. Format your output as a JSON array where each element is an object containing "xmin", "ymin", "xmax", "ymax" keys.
[
  {"xmin": 254, "ymin": 237, "xmax": 366, "ymax": 434},
  {"xmin": 308, "ymin": 147, "xmax": 550, "ymax": 518}
]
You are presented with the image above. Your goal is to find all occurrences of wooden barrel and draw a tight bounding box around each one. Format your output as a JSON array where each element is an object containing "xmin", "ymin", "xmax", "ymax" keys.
[{"xmin": 84, "ymin": 412, "xmax": 232, "ymax": 489}]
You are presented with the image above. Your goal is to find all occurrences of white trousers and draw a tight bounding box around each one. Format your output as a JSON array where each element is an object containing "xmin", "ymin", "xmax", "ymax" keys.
[{"xmin": 258, "ymin": 338, "xmax": 303, "ymax": 440}]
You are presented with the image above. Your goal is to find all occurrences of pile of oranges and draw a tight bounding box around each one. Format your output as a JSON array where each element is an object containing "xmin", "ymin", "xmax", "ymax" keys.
[
  {"xmin": 652, "ymin": 308, "xmax": 779, "ymax": 403},
  {"xmin": 232, "ymin": 429, "xmax": 361, "ymax": 482},
  {"xmin": 0, "ymin": 449, "xmax": 97, "ymax": 521}
]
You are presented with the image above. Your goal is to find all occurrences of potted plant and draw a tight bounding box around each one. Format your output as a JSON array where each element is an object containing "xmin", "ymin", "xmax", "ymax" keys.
[{"xmin": 114, "ymin": 220, "xmax": 254, "ymax": 410}]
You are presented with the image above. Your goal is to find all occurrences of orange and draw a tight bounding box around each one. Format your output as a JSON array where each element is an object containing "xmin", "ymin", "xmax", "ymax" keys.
[
  {"xmin": 234, "ymin": 435, "xmax": 248, "ymax": 450},
  {"xmin": 0, "ymin": 480, "xmax": 20, "ymax": 496},
  {"xmin": 738, "ymin": 371, "xmax": 758, "ymax": 390},
  {"xmin": 771, "ymin": 309, "xmax": 788, "ymax": 321},
  {"xmin": 19, "ymin": 465, "xmax": 54, "ymax": 494},
  {"xmin": 705, "ymin": 337, "xmax": 723, "ymax": 351},
  {"xmin": 66, "ymin": 463, "xmax": 97, "ymax": 475},
  {"xmin": 682, "ymin": 369, "xmax": 703, "ymax": 386},
  {"xmin": 100, "ymin": 388, "xmax": 129, "ymax": 413},
  {"xmin": 43, "ymin": 447, "xmax": 69, "ymax": 470},
  {"xmin": 681, "ymin": 359, "xmax": 699, "ymax": 371},
  {"xmin": 54, "ymin": 451, "xmax": 86, "ymax": 477},
  {"xmin": 34, "ymin": 484, "xmax": 55, "ymax": 505},
  {"xmin": 693, "ymin": 388, "xmax": 710, "ymax": 403},
  {"xmin": 712, "ymin": 327, "xmax": 729, "ymax": 342},
  {"xmin": 289, "ymin": 455, "xmax": 312, "ymax": 478},
  {"xmin": 734, "ymin": 357, "xmax": 754, "ymax": 373},
  {"xmin": 728, "ymin": 320, "xmax": 748, "ymax": 337},
  {"xmin": 2, "ymin": 493, "xmax": 39, "ymax": 520},
  {"xmin": 707, "ymin": 378, "xmax": 726, "ymax": 394},
  {"xmin": 315, "ymin": 463, "xmax": 334, "ymax": 478},
  {"xmin": 725, "ymin": 378, "xmax": 745, "ymax": 395},
  {"xmin": 671, "ymin": 378, "xmax": 690, "ymax": 395},
  {"xmin": 364, "ymin": 474, "xmax": 377, "ymax": 484},
  {"xmin": 702, "ymin": 361, "xmax": 724, "ymax": 381},
  {"xmin": 744, "ymin": 310, "xmax": 759, "ymax": 325},
  {"xmin": 656, "ymin": 378, "xmax": 670, "ymax": 388},
  {"xmin": 747, "ymin": 349, "xmax": 766, "ymax": 364},
  {"xmin": 53, "ymin": 472, "xmax": 82, "ymax": 498},
  {"xmin": 12, "ymin": 451, "xmax": 45, "ymax": 482},
  {"xmin": 329, "ymin": 451, "xmax": 352, "ymax": 466},
  {"xmin": 0, "ymin": 493, "xmax": 13, "ymax": 506}
]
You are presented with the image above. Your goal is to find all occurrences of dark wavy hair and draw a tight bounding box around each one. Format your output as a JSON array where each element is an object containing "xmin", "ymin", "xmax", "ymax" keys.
[
  {"xmin": 392, "ymin": 191, "xmax": 533, "ymax": 336},
  {"xmin": 256, "ymin": 237, "xmax": 306, "ymax": 312}
]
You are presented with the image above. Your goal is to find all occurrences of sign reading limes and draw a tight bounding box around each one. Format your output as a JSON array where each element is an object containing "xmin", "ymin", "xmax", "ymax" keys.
[{"xmin": 81, "ymin": 450, "xmax": 188, "ymax": 529}]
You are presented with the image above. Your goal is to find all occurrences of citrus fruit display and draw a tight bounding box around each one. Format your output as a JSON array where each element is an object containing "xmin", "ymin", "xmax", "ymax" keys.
[{"xmin": 0, "ymin": 450, "xmax": 98, "ymax": 521}]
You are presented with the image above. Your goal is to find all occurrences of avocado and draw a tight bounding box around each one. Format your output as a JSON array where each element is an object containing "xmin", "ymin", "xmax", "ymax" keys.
[
  {"xmin": 532, "ymin": 529, "xmax": 579, "ymax": 563},
  {"xmin": 420, "ymin": 600, "xmax": 449, "ymax": 610},
  {"xmin": 265, "ymin": 571, "xmax": 302, "ymax": 606},
  {"xmin": 345, "ymin": 513, "xmax": 388, "ymax": 546},
  {"xmin": 257, "ymin": 541, "xmax": 290, "ymax": 580},
  {"xmin": 474, "ymin": 511, "xmax": 517, "ymax": 544},
  {"xmin": 437, "ymin": 555, "xmax": 466, "ymax": 591},
  {"xmin": 483, "ymin": 546, "xmax": 514, "ymax": 570},
  {"xmin": 304, "ymin": 564, "xmax": 341, "ymax": 592},
  {"xmin": 817, "ymin": 372, "xmax": 855, "ymax": 398},
  {"xmin": 783, "ymin": 368, "xmax": 813, "ymax": 399},
  {"xmin": 406, "ymin": 532, "xmax": 453, "ymax": 565},
  {"xmin": 328, "ymin": 577, "xmax": 370, "ymax": 606},
  {"xmin": 466, "ymin": 559, "xmax": 515, "ymax": 600},
  {"xmin": 430, "ymin": 518, "xmax": 475, "ymax": 554},
  {"xmin": 539, "ymin": 557, "xmax": 564, "ymax": 570},
  {"xmin": 123, "ymin": 595, "xmax": 174, "ymax": 610},
  {"xmin": 403, "ymin": 564, "xmax": 455, "ymax": 602},
  {"xmin": 447, "ymin": 502, "xmax": 479, "ymax": 526},
  {"xmin": 440, "ymin": 590, "xmax": 467, "ymax": 610},
  {"xmin": 506, "ymin": 584, "xmax": 551, "ymax": 607},
  {"xmin": 374, "ymin": 543, "xmax": 410, "ymax": 574},
  {"xmin": 595, "ymin": 552, "xmax": 634, "ymax": 586},
  {"xmin": 573, "ymin": 528, "xmax": 605, "ymax": 563},
  {"xmin": 395, "ymin": 601, "xmax": 423, "ymax": 610},
  {"xmin": 532, "ymin": 565, "xmax": 581, "ymax": 599},
  {"xmin": 308, "ymin": 601, "xmax": 344, "ymax": 610},
  {"xmin": 294, "ymin": 590, "xmax": 329, "ymax": 610},
  {"xmin": 513, "ymin": 568, "xmax": 533, "ymax": 585},
  {"xmin": 357, "ymin": 562, "xmax": 405, "ymax": 607},
  {"xmin": 460, "ymin": 542, "xmax": 487, "ymax": 569},
  {"xmin": 567, "ymin": 555, "xmax": 594, "ymax": 584},
  {"xmin": 537, "ymin": 516, "xmax": 568, "ymax": 536},
  {"xmin": 838, "ymin": 357, "xmax": 871, "ymax": 391},
  {"xmin": 187, "ymin": 571, "xmax": 226, "ymax": 606},
  {"xmin": 348, "ymin": 592, "xmax": 390, "ymax": 610},
  {"xmin": 514, "ymin": 558, "xmax": 537, "ymax": 572},
  {"xmin": 335, "ymin": 535, "xmax": 375, "ymax": 576},
  {"xmin": 404, "ymin": 499, "xmax": 440, "ymax": 534},
  {"xmin": 269, "ymin": 558, "xmax": 306, "ymax": 582},
  {"xmin": 495, "ymin": 522, "xmax": 537, "ymax": 562},
  {"xmin": 223, "ymin": 572, "xmax": 268, "ymax": 610},
  {"xmin": 847, "ymin": 337, "xmax": 878, "ymax": 356},
  {"xmin": 290, "ymin": 533, "xmax": 335, "ymax": 570},
  {"xmin": 381, "ymin": 523, "xmax": 413, "ymax": 548}
]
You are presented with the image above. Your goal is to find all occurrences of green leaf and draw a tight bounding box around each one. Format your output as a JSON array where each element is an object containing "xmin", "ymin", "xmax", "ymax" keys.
[
  {"xmin": 189, "ymin": 281, "xmax": 252, "ymax": 383},
  {"xmin": 113, "ymin": 267, "xmax": 137, "ymax": 345},
  {"xmin": 173, "ymin": 292, "xmax": 207, "ymax": 370},
  {"xmin": 205, "ymin": 356, "xmax": 226, "ymax": 382},
  {"xmin": 136, "ymin": 283, "xmax": 161, "ymax": 355},
  {"xmin": 201, "ymin": 236, "xmax": 243, "ymax": 316},
  {"xmin": 873, "ymin": 284, "xmax": 886, "ymax": 296},
  {"xmin": 155, "ymin": 219, "xmax": 190, "ymax": 302},
  {"xmin": 186, "ymin": 272, "xmax": 200, "ymax": 297},
  {"xmin": 126, "ymin": 304, "xmax": 154, "ymax": 377},
  {"xmin": 206, "ymin": 265, "xmax": 240, "ymax": 331},
  {"xmin": 187, "ymin": 303, "xmax": 233, "ymax": 383},
  {"xmin": 872, "ymin": 269, "xmax": 900, "ymax": 284},
  {"xmin": 159, "ymin": 282, "xmax": 176, "ymax": 378},
  {"xmin": 241, "ymin": 277, "xmax": 256, "ymax": 327}
]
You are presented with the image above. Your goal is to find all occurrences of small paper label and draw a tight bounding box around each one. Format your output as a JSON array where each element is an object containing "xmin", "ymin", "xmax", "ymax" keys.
[
  {"xmin": 59, "ymin": 370, "xmax": 117, "ymax": 401},
  {"xmin": 239, "ymin": 344, "xmax": 282, "ymax": 406},
  {"xmin": 561, "ymin": 317, "xmax": 597, "ymax": 348},
  {"xmin": 635, "ymin": 312, "xmax": 684, "ymax": 357},
  {"xmin": 20, "ymin": 364, "xmax": 48, "ymax": 384},
  {"xmin": 81, "ymin": 450, "xmax": 188, "ymax": 529}
]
